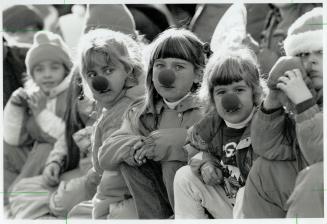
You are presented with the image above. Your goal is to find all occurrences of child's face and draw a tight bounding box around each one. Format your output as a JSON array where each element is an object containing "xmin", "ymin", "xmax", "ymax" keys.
[
  {"xmin": 33, "ymin": 60, "xmax": 66, "ymax": 94},
  {"xmin": 152, "ymin": 58, "xmax": 199, "ymax": 102},
  {"xmin": 213, "ymin": 80, "xmax": 254, "ymax": 124},
  {"xmin": 84, "ymin": 52, "xmax": 128, "ymax": 106},
  {"xmin": 298, "ymin": 50, "xmax": 323, "ymax": 91}
]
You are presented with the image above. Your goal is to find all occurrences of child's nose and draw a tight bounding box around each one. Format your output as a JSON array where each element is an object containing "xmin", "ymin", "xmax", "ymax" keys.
[
  {"xmin": 92, "ymin": 76, "xmax": 109, "ymax": 92},
  {"xmin": 158, "ymin": 69, "xmax": 176, "ymax": 87},
  {"xmin": 221, "ymin": 93, "xmax": 241, "ymax": 112}
]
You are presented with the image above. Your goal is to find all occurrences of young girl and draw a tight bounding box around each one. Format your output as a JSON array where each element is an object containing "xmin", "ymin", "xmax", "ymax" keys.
[
  {"xmin": 173, "ymin": 47, "xmax": 263, "ymax": 218},
  {"xmin": 242, "ymin": 7, "xmax": 323, "ymax": 218},
  {"xmin": 61, "ymin": 28, "xmax": 145, "ymax": 219},
  {"xmin": 3, "ymin": 31, "xmax": 73, "ymax": 198},
  {"xmin": 8, "ymin": 70, "xmax": 97, "ymax": 219},
  {"xmin": 98, "ymin": 28, "xmax": 209, "ymax": 218}
]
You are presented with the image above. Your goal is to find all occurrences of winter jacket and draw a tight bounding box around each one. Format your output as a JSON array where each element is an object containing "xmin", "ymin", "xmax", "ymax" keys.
[
  {"xmin": 92, "ymin": 81, "xmax": 145, "ymax": 218},
  {"xmin": 185, "ymin": 110, "xmax": 256, "ymax": 183},
  {"xmin": 95, "ymin": 94, "xmax": 202, "ymax": 211},
  {"xmin": 3, "ymin": 74, "xmax": 71, "ymax": 148},
  {"xmin": 251, "ymin": 98, "xmax": 322, "ymax": 170}
]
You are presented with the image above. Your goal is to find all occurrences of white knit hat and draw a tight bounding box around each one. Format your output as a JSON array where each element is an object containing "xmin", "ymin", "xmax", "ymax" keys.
[
  {"xmin": 25, "ymin": 31, "xmax": 73, "ymax": 76},
  {"xmin": 284, "ymin": 7, "xmax": 323, "ymax": 56}
]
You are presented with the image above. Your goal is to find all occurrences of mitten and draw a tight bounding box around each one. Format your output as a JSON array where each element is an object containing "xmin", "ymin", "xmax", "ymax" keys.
[{"xmin": 267, "ymin": 56, "xmax": 307, "ymax": 90}]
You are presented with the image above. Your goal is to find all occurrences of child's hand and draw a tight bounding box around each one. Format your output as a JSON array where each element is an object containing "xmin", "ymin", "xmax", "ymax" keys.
[
  {"xmin": 133, "ymin": 139, "xmax": 148, "ymax": 165},
  {"xmin": 42, "ymin": 162, "xmax": 60, "ymax": 187},
  {"xmin": 200, "ymin": 162, "xmax": 223, "ymax": 186},
  {"xmin": 276, "ymin": 69, "xmax": 313, "ymax": 105},
  {"xmin": 10, "ymin": 87, "xmax": 29, "ymax": 107},
  {"xmin": 27, "ymin": 90, "xmax": 47, "ymax": 116}
]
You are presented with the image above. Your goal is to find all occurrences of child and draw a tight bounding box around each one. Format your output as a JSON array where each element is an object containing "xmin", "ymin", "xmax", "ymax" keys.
[
  {"xmin": 48, "ymin": 28, "xmax": 145, "ymax": 219},
  {"xmin": 242, "ymin": 7, "xmax": 323, "ymax": 218},
  {"xmin": 3, "ymin": 31, "xmax": 73, "ymax": 198},
  {"xmin": 173, "ymin": 47, "xmax": 263, "ymax": 218},
  {"xmin": 8, "ymin": 70, "xmax": 97, "ymax": 219},
  {"xmin": 98, "ymin": 28, "xmax": 208, "ymax": 218}
]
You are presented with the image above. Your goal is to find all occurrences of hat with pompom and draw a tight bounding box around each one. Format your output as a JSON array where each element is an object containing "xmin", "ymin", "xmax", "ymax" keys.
[
  {"xmin": 83, "ymin": 4, "xmax": 136, "ymax": 36},
  {"xmin": 283, "ymin": 7, "xmax": 323, "ymax": 56},
  {"xmin": 25, "ymin": 31, "xmax": 73, "ymax": 76}
]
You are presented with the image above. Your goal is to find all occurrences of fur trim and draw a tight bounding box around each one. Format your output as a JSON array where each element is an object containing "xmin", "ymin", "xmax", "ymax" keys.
[
  {"xmin": 36, "ymin": 109, "xmax": 65, "ymax": 139},
  {"xmin": 284, "ymin": 29, "xmax": 322, "ymax": 56}
]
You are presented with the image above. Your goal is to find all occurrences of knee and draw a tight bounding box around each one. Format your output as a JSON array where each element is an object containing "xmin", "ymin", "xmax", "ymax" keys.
[{"xmin": 174, "ymin": 165, "xmax": 197, "ymax": 187}]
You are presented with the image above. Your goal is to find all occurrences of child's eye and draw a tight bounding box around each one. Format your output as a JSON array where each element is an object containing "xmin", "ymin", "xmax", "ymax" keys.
[
  {"xmin": 34, "ymin": 66, "xmax": 44, "ymax": 73},
  {"xmin": 215, "ymin": 90, "xmax": 225, "ymax": 95},
  {"xmin": 51, "ymin": 65, "xmax": 61, "ymax": 70},
  {"xmin": 175, "ymin": 65, "xmax": 185, "ymax": 71},
  {"xmin": 86, "ymin": 71, "xmax": 96, "ymax": 78},
  {"xmin": 104, "ymin": 67, "xmax": 114, "ymax": 75},
  {"xmin": 297, "ymin": 52, "xmax": 310, "ymax": 58},
  {"xmin": 154, "ymin": 63, "xmax": 164, "ymax": 68},
  {"xmin": 235, "ymin": 88, "xmax": 245, "ymax": 93}
]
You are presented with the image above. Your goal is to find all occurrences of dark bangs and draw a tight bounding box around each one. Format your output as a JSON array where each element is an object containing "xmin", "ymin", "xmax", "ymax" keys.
[{"xmin": 151, "ymin": 35, "xmax": 201, "ymax": 67}]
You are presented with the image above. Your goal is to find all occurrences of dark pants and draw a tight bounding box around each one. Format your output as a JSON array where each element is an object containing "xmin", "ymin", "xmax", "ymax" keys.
[{"xmin": 120, "ymin": 160, "xmax": 185, "ymax": 219}]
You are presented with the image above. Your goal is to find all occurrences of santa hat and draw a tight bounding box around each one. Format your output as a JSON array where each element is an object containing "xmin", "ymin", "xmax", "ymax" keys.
[
  {"xmin": 83, "ymin": 4, "xmax": 136, "ymax": 36},
  {"xmin": 284, "ymin": 7, "xmax": 323, "ymax": 56},
  {"xmin": 25, "ymin": 31, "xmax": 73, "ymax": 76}
]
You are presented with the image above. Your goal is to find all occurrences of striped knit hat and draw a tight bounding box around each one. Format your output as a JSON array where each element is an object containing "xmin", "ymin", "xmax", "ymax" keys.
[{"xmin": 284, "ymin": 7, "xmax": 323, "ymax": 56}]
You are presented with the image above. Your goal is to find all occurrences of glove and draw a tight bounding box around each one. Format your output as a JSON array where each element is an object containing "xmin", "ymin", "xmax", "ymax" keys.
[{"xmin": 267, "ymin": 56, "xmax": 307, "ymax": 90}]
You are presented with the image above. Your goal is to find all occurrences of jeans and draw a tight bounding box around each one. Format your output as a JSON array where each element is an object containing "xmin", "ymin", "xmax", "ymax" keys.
[{"xmin": 120, "ymin": 160, "xmax": 184, "ymax": 218}]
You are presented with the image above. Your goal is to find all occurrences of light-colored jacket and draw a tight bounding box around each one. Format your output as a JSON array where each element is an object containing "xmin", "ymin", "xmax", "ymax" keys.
[
  {"xmin": 3, "ymin": 75, "xmax": 71, "ymax": 148},
  {"xmin": 94, "ymin": 95, "xmax": 202, "ymax": 218},
  {"xmin": 92, "ymin": 82, "xmax": 145, "ymax": 218}
]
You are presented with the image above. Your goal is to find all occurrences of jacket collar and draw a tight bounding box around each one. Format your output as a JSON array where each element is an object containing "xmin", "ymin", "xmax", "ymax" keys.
[{"xmin": 146, "ymin": 94, "xmax": 201, "ymax": 115}]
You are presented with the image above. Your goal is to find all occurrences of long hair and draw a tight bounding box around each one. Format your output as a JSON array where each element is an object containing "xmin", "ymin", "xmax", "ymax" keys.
[
  {"xmin": 199, "ymin": 46, "xmax": 264, "ymax": 114},
  {"xmin": 77, "ymin": 28, "xmax": 145, "ymax": 101},
  {"xmin": 131, "ymin": 28, "xmax": 207, "ymax": 131},
  {"xmin": 63, "ymin": 69, "xmax": 86, "ymax": 171}
]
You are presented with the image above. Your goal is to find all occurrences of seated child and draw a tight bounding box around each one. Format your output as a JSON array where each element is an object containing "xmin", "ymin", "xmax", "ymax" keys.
[
  {"xmin": 8, "ymin": 70, "xmax": 96, "ymax": 219},
  {"xmin": 242, "ymin": 7, "xmax": 323, "ymax": 218},
  {"xmin": 98, "ymin": 28, "xmax": 209, "ymax": 218},
  {"xmin": 174, "ymin": 47, "xmax": 263, "ymax": 218},
  {"xmin": 53, "ymin": 28, "xmax": 145, "ymax": 219},
  {"xmin": 3, "ymin": 30, "xmax": 73, "ymax": 199}
]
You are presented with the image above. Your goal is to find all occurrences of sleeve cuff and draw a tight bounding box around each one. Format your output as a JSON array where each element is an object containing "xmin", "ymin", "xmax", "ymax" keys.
[{"xmin": 295, "ymin": 98, "xmax": 316, "ymax": 114}]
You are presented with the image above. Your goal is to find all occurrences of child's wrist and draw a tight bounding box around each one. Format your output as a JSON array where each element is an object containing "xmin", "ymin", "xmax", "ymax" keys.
[{"xmin": 295, "ymin": 97, "xmax": 315, "ymax": 114}]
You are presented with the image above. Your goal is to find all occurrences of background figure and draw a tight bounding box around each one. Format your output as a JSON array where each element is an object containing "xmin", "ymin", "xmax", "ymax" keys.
[
  {"xmin": 3, "ymin": 5, "xmax": 44, "ymax": 106},
  {"xmin": 8, "ymin": 70, "xmax": 97, "ymax": 219},
  {"xmin": 4, "ymin": 31, "xmax": 73, "ymax": 206},
  {"xmin": 256, "ymin": 3, "xmax": 321, "ymax": 76}
]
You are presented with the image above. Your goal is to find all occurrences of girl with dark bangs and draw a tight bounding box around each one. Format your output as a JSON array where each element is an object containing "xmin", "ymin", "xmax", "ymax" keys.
[
  {"xmin": 174, "ymin": 47, "xmax": 264, "ymax": 218},
  {"xmin": 98, "ymin": 28, "xmax": 210, "ymax": 218}
]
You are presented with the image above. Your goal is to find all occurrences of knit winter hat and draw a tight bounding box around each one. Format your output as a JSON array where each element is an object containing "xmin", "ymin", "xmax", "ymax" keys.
[
  {"xmin": 284, "ymin": 7, "xmax": 323, "ymax": 56},
  {"xmin": 83, "ymin": 4, "xmax": 136, "ymax": 36},
  {"xmin": 25, "ymin": 31, "xmax": 73, "ymax": 76},
  {"xmin": 3, "ymin": 5, "xmax": 43, "ymax": 32}
]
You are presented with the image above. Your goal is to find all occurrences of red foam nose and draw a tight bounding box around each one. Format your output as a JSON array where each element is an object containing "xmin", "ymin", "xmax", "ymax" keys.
[
  {"xmin": 221, "ymin": 93, "xmax": 241, "ymax": 112},
  {"xmin": 158, "ymin": 69, "xmax": 175, "ymax": 87},
  {"xmin": 92, "ymin": 76, "xmax": 109, "ymax": 92}
]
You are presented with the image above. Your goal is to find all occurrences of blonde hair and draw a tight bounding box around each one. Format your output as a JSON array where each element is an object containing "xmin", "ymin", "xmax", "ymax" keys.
[
  {"xmin": 199, "ymin": 46, "xmax": 264, "ymax": 113},
  {"xmin": 77, "ymin": 28, "xmax": 145, "ymax": 100}
]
